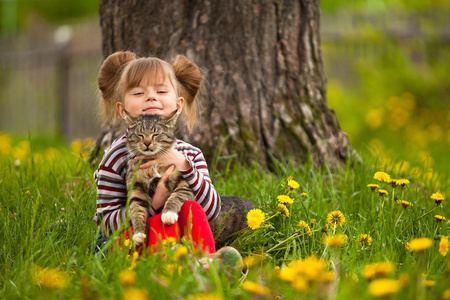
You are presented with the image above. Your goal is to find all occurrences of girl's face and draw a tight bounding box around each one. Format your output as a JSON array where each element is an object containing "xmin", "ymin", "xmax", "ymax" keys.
[{"xmin": 116, "ymin": 75, "xmax": 184, "ymax": 119}]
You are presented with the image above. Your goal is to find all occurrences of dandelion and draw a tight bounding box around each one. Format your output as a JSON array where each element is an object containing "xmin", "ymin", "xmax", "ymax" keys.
[
  {"xmin": 443, "ymin": 288, "xmax": 450, "ymax": 299},
  {"xmin": 399, "ymin": 273, "xmax": 409, "ymax": 286},
  {"xmin": 439, "ymin": 237, "xmax": 449, "ymax": 257},
  {"xmin": 373, "ymin": 171, "xmax": 390, "ymax": 182},
  {"xmin": 396, "ymin": 179, "xmax": 410, "ymax": 187},
  {"xmin": 292, "ymin": 277, "xmax": 308, "ymax": 292},
  {"xmin": 162, "ymin": 236, "xmax": 177, "ymax": 247},
  {"xmin": 367, "ymin": 184, "xmax": 379, "ymax": 192},
  {"xmin": 323, "ymin": 234, "xmax": 347, "ymax": 247},
  {"xmin": 31, "ymin": 266, "xmax": 69, "ymax": 289},
  {"xmin": 388, "ymin": 179, "xmax": 398, "ymax": 188},
  {"xmin": 0, "ymin": 133, "xmax": 12, "ymax": 155},
  {"xmin": 311, "ymin": 219, "xmax": 317, "ymax": 225},
  {"xmin": 278, "ymin": 203, "xmax": 290, "ymax": 217},
  {"xmin": 300, "ymin": 192, "xmax": 309, "ymax": 198},
  {"xmin": 277, "ymin": 195, "xmax": 294, "ymax": 204},
  {"xmin": 422, "ymin": 280, "xmax": 435, "ymax": 288},
  {"xmin": 398, "ymin": 200, "xmax": 413, "ymax": 209},
  {"xmin": 286, "ymin": 176, "xmax": 293, "ymax": 182},
  {"xmin": 298, "ymin": 220, "xmax": 312, "ymax": 236},
  {"xmin": 129, "ymin": 251, "xmax": 139, "ymax": 270},
  {"xmin": 123, "ymin": 239, "xmax": 132, "ymax": 249},
  {"xmin": 247, "ymin": 209, "xmax": 265, "ymax": 230},
  {"xmin": 327, "ymin": 210, "xmax": 346, "ymax": 227},
  {"xmin": 408, "ymin": 238, "xmax": 432, "ymax": 252},
  {"xmin": 431, "ymin": 192, "xmax": 445, "ymax": 205},
  {"xmin": 166, "ymin": 264, "xmax": 183, "ymax": 275},
  {"xmin": 119, "ymin": 270, "xmax": 136, "ymax": 286},
  {"xmin": 242, "ymin": 281, "xmax": 270, "ymax": 296},
  {"xmin": 321, "ymin": 224, "xmax": 329, "ymax": 234},
  {"xmin": 281, "ymin": 256, "xmax": 327, "ymax": 282},
  {"xmin": 367, "ymin": 279, "xmax": 400, "ymax": 297},
  {"xmin": 243, "ymin": 256, "xmax": 261, "ymax": 268},
  {"xmin": 359, "ymin": 234, "xmax": 373, "ymax": 247},
  {"xmin": 288, "ymin": 179, "xmax": 300, "ymax": 190},
  {"xmin": 363, "ymin": 261, "xmax": 395, "ymax": 280},
  {"xmin": 434, "ymin": 215, "xmax": 446, "ymax": 222},
  {"xmin": 123, "ymin": 288, "xmax": 149, "ymax": 300},
  {"xmin": 173, "ymin": 245, "xmax": 188, "ymax": 261},
  {"xmin": 187, "ymin": 293, "xmax": 223, "ymax": 300},
  {"xmin": 378, "ymin": 189, "xmax": 388, "ymax": 197}
]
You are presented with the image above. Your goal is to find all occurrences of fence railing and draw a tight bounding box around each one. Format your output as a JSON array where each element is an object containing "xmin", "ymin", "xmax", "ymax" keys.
[{"xmin": 0, "ymin": 11, "xmax": 448, "ymax": 140}]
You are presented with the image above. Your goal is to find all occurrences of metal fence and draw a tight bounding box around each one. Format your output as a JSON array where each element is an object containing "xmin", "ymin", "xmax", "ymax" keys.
[{"xmin": 0, "ymin": 11, "xmax": 448, "ymax": 140}]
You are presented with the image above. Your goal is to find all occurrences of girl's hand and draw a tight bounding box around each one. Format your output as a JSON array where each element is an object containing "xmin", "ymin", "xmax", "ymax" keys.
[
  {"xmin": 136, "ymin": 148, "xmax": 190, "ymax": 171},
  {"xmin": 151, "ymin": 165, "xmax": 174, "ymax": 211}
]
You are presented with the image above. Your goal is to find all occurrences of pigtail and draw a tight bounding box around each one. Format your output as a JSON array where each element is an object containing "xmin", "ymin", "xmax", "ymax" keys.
[
  {"xmin": 173, "ymin": 55, "xmax": 203, "ymax": 132},
  {"xmin": 97, "ymin": 51, "xmax": 136, "ymax": 127}
]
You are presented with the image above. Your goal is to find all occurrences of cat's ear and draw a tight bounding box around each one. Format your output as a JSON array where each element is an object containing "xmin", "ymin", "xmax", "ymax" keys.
[
  {"xmin": 164, "ymin": 109, "xmax": 179, "ymax": 127},
  {"xmin": 123, "ymin": 110, "xmax": 138, "ymax": 127}
]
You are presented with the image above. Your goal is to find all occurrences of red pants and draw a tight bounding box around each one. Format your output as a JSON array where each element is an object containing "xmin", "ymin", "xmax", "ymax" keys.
[{"xmin": 123, "ymin": 201, "xmax": 216, "ymax": 255}]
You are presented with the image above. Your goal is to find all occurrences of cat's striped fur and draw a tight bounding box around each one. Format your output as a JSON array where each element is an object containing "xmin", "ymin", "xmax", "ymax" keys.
[{"xmin": 124, "ymin": 110, "xmax": 194, "ymax": 245}]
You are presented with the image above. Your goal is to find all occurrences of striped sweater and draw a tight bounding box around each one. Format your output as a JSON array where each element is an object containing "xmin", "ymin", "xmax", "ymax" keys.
[{"xmin": 93, "ymin": 134, "xmax": 221, "ymax": 236}]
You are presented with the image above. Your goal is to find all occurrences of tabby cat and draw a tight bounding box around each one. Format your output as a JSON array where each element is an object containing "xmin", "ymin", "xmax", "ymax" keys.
[{"xmin": 124, "ymin": 110, "xmax": 194, "ymax": 245}]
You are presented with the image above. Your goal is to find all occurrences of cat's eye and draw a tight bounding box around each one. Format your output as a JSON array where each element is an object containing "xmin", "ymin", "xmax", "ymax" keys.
[{"xmin": 137, "ymin": 134, "xmax": 145, "ymax": 138}]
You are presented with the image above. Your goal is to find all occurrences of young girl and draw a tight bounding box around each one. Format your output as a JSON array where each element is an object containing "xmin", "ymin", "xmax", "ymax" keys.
[{"xmin": 93, "ymin": 51, "xmax": 220, "ymax": 255}]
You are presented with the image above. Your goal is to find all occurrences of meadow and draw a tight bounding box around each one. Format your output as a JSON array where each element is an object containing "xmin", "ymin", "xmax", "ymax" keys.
[{"xmin": 0, "ymin": 133, "xmax": 448, "ymax": 299}]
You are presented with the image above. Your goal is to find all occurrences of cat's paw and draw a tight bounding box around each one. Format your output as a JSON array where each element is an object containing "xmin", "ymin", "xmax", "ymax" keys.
[
  {"xmin": 132, "ymin": 233, "xmax": 147, "ymax": 245},
  {"xmin": 161, "ymin": 212, "xmax": 178, "ymax": 225}
]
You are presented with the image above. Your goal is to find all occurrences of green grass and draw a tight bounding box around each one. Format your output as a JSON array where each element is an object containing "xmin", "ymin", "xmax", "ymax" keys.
[{"xmin": 0, "ymin": 135, "xmax": 449, "ymax": 299}]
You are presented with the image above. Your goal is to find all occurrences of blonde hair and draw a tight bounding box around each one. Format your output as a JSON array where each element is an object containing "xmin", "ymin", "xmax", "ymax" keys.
[{"xmin": 97, "ymin": 51, "xmax": 202, "ymax": 132}]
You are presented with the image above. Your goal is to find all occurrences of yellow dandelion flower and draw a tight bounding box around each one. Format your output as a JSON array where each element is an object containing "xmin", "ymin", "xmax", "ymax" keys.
[
  {"xmin": 346, "ymin": 273, "xmax": 359, "ymax": 283},
  {"xmin": 123, "ymin": 239, "xmax": 132, "ymax": 249},
  {"xmin": 298, "ymin": 220, "xmax": 312, "ymax": 236},
  {"xmin": 319, "ymin": 271, "xmax": 336, "ymax": 282},
  {"xmin": 399, "ymin": 273, "xmax": 409, "ymax": 286},
  {"xmin": 388, "ymin": 179, "xmax": 398, "ymax": 188},
  {"xmin": 408, "ymin": 238, "xmax": 432, "ymax": 252},
  {"xmin": 327, "ymin": 210, "xmax": 346, "ymax": 227},
  {"xmin": 292, "ymin": 277, "xmax": 308, "ymax": 292},
  {"xmin": 286, "ymin": 176, "xmax": 293, "ymax": 182},
  {"xmin": 187, "ymin": 293, "xmax": 223, "ymax": 300},
  {"xmin": 311, "ymin": 219, "xmax": 317, "ymax": 224},
  {"xmin": 431, "ymin": 192, "xmax": 445, "ymax": 205},
  {"xmin": 443, "ymin": 288, "xmax": 450, "ymax": 299},
  {"xmin": 123, "ymin": 288, "xmax": 149, "ymax": 300},
  {"xmin": 129, "ymin": 251, "xmax": 139, "ymax": 270},
  {"xmin": 300, "ymin": 192, "xmax": 309, "ymax": 198},
  {"xmin": 162, "ymin": 236, "xmax": 177, "ymax": 247},
  {"xmin": 321, "ymin": 224, "xmax": 329, "ymax": 234},
  {"xmin": 71, "ymin": 139, "xmax": 83, "ymax": 154},
  {"xmin": 359, "ymin": 234, "xmax": 373, "ymax": 247},
  {"xmin": 367, "ymin": 184, "xmax": 379, "ymax": 191},
  {"xmin": 287, "ymin": 256, "xmax": 327, "ymax": 281},
  {"xmin": 439, "ymin": 237, "xmax": 449, "ymax": 257},
  {"xmin": 173, "ymin": 245, "xmax": 188, "ymax": 261},
  {"xmin": 435, "ymin": 215, "xmax": 446, "ymax": 222},
  {"xmin": 242, "ymin": 281, "xmax": 270, "ymax": 296},
  {"xmin": 277, "ymin": 195, "xmax": 294, "ymax": 204},
  {"xmin": 0, "ymin": 133, "xmax": 12, "ymax": 155},
  {"xmin": 396, "ymin": 179, "xmax": 410, "ymax": 187},
  {"xmin": 378, "ymin": 189, "xmax": 388, "ymax": 196},
  {"xmin": 323, "ymin": 234, "xmax": 347, "ymax": 247},
  {"xmin": 367, "ymin": 279, "xmax": 400, "ymax": 297},
  {"xmin": 373, "ymin": 172, "xmax": 390, "ymax": 182},
  {"xmin": 243, "ymin": 255, "xmax": 261, "ymax": 268},
  {"xmin": 31, "ymin": 266, "xmax": 69, "ymax": 289},
  {"xmin": 422, "ymin": 280, "xmax": 435, "ymax": 288},
  {"xmin": 278, "ymin": 203, "xmax": 290, "ymax": 217},
  {"xmin": 119, "ymin": 270, "xmax": 136, "ymax": 286},
  {"xmin": 363, "ymin": 261, "xmax": 395, "ymax": 280},
  {"xmin": 288, "ymin": 179, "xmax": 300, "ymax": 190},
  {"xmin": 166, "ymin": 264, "xmax": 183, "ymax": 275},
  {"xmin": 247, "ymin": 209, "xmax": 265, "ymax": 230},
  {"xmin": 279, "ymin": 265, "xmax": 297, "ymax": 282},
  {"xmin": 398, "ymin": 200, "xmax": 413, "ymax": 209}
]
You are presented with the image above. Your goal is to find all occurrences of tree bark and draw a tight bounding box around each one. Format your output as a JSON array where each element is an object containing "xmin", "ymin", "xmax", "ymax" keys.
[{"xmin": 95, "ymin": 0, "xmax": 358, "ymax": 169}]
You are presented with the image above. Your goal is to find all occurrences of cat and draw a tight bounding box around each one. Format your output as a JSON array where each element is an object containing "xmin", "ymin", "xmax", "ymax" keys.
[{"xmin": 124, "ymin": 110, "xmax": 194, "ymax": 245}]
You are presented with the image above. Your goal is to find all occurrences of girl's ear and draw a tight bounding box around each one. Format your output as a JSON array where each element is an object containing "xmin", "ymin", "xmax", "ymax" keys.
[
  {"xmin": 116, "ymin": 102, "xmax": 126, "ymax": 119},
  {"xmin": 176, "ymin": 97, "xmax": 184, "ymax": 112}
]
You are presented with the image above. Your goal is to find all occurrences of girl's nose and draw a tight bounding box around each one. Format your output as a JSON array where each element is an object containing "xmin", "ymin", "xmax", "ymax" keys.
[{"xmin": 146, "ymin": 91, "xmax": 157, "ymax": 101}]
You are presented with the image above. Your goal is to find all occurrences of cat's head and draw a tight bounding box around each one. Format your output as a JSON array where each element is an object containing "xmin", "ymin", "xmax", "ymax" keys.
[{"xmin": 124, "ymin": 110, "xmax": 179, "ymax": 157}]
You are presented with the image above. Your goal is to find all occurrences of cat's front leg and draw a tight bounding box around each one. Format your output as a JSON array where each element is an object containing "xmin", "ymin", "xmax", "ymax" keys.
[{"xmin": 161, "ymin": 211, "xmax": 178, "ymax": 225}]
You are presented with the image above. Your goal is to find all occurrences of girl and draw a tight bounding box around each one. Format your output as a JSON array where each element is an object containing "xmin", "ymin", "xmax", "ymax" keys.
[{"xmin": 93, "ymin": 51, "xmax": 220, "ymax": 256}]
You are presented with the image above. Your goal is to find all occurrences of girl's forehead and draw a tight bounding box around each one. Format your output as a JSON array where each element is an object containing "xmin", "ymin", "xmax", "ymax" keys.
[{"xmin": 136, "ymin": 69, "xmax": 176, "ymax": 89}]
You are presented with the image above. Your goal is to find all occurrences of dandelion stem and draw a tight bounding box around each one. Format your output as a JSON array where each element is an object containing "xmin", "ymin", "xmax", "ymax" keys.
[{"xmin": 415, "ymin": 207, "xmax": 438, "ymax": 222}]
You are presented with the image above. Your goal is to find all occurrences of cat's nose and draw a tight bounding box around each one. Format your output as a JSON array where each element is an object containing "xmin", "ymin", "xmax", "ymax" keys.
[{"xmin": 143, "ymin": 140, "xmax": 151, "ymax": 147}]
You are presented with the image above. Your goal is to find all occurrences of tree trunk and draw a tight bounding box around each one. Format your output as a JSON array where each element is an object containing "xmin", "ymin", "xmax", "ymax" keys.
[{"xmin": 95, "ymin": 0, "xmax": 358, "ymax": 169}]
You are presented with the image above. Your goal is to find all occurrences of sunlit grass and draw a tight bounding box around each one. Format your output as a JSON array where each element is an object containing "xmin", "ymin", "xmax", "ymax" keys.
[{"xmin": 0, "ymin": 134, "xmax": 449, "ymax": 299}]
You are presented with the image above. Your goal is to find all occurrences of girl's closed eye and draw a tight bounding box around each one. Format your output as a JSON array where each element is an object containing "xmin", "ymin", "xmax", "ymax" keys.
[{"xmin": 157, "ymin": 90, "xmax": 168, "ymax": 94}]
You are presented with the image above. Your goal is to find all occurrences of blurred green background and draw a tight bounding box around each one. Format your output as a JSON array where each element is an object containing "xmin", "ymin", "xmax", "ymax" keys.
[{"xmin": 0, "ymin": 0, "xmax": 449, "ymax": 176}]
